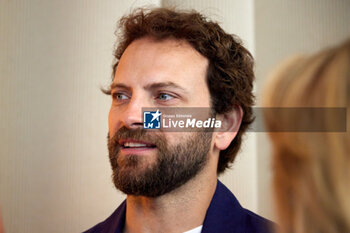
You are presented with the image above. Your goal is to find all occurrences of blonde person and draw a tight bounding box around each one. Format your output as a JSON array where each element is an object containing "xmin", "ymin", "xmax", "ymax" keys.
[{"xmin": 263, "ymin": 39, "xmax": 350, "ymax": 233}]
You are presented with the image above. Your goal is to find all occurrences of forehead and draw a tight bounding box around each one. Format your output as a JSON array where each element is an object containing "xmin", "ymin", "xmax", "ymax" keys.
[{"xmin": 114, "ymin": 37, "xmax": 209, "ymax": 86}]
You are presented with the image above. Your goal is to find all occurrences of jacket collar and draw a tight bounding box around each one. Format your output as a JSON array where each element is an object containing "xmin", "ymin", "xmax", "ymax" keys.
[
  {"xmin": 111, "ymin": 180, "xmax": 245, "ymax": 233},
  {"xmin": 202, "ymin": 180, "xmax": 246, "ymax": 233}
]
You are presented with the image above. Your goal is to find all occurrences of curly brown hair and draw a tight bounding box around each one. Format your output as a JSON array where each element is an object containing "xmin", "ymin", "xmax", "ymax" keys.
[{"xmin": 107, "ymin": 7, "xmax": 255, "ymax": 174}]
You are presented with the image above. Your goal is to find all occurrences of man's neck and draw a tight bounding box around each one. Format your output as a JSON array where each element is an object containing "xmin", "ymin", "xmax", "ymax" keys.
[{"xmin": 124, "ymin": 168, "xmax": 217, "ymax": 233}]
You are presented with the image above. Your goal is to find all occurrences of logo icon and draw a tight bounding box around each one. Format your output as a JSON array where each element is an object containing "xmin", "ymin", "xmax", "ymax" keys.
[{"xmin": 143, "ymin": 110, "xmax": 161, "ymax": 129}]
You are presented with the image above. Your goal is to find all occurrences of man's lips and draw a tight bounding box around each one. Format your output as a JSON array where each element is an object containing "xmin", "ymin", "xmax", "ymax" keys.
[
  {"xmin": 118, "ymin": 139, "xmax": 157, "ymax": 149},
  {"xmin": 118, "ymin": 139, "xmax": 157, "ymax": 155}
]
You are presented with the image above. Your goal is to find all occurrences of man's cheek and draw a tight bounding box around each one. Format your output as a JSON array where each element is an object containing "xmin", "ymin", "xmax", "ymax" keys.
[{"xmin": 108, "ymin": 113, "xmax": 121, "ymax": 138}]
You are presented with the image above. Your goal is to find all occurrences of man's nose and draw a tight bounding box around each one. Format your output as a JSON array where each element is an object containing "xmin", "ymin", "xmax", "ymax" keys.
[{"xmin": 121, "ymin": 95, "xmax": 145, "ymax": 129}]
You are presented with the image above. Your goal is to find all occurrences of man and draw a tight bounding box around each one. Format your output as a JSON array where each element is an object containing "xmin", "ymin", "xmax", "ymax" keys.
[{"xmin": 85, "ymin": 8, "xmax": 274, "ymax": 233}]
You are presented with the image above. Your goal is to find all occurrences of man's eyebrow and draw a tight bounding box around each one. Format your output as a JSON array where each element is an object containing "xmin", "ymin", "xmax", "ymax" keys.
[
  {"xmin": 110, "ymin": 83, "xmax": 131, "ymax": 91},
  {"xmin": 109, "ymin": 81, "xmax": 188, "ymax": 94},
  {"xmin": 144, "ymin": 82, "xmax": 188, "ymax": 93}
]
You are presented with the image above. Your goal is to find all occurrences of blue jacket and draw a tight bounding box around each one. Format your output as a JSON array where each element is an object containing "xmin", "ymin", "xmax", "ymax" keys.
[{"xmin": 83, "ymin": 180, "xmax": 275, "ymax": 233}]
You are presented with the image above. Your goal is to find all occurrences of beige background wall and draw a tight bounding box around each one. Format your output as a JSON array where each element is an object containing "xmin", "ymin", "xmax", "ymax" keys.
[
  {"xmin": 0, "ymin": 1, "xmax": 161, "ymax": 232},
  {"xmin": 1, "ymin": 0, "xmax": 350, "ymax": 232}
]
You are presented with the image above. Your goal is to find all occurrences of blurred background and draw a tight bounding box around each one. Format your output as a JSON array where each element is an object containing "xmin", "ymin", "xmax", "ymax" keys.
[{"xmin": 1, "ymin": 0, "xmax": 349, "ymax": 232}]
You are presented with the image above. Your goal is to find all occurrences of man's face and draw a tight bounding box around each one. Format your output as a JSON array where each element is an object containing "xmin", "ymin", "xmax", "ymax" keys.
[{"xmin": 108, "ymin": 37, "xmax": 213, "ymax": 197}]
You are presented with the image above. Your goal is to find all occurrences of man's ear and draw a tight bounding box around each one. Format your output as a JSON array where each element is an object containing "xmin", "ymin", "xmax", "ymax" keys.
[{"xmin": 214, "ymin": 105, "xmax": 243, "ymax": 150}]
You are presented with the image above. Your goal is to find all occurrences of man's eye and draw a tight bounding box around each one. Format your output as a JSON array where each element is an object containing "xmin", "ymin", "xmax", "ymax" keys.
[
  {"xmin": 157, "ymin": 93, "xmax": 174, "ymax": 101},
  {"xmin": 112, "ymin": 93, "xmax": 129, "ymax": 100}
]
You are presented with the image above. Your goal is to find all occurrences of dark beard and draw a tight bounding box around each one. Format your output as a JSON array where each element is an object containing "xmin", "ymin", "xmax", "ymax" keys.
[{"xmin": 107, "ymin": 127, "xmax": 212, "ymax": 197}]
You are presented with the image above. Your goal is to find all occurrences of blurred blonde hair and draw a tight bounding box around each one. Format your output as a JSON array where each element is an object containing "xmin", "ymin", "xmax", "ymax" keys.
[{"xmin": 263, "ymin": 39, "xmax": 350, "ymax": 233}]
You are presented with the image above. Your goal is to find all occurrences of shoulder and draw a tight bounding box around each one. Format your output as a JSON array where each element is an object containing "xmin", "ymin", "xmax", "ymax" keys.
[
  {"xmin": 202, "ymin": 180, "xmax": 276, "ymax": 233},
  {"xmin": 241, "ymin": 208, "xmax": 276, "ymax": 233},
  {"xmin": 82, "ymin": 201, "xmax": 126, "ymax": 233}
]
